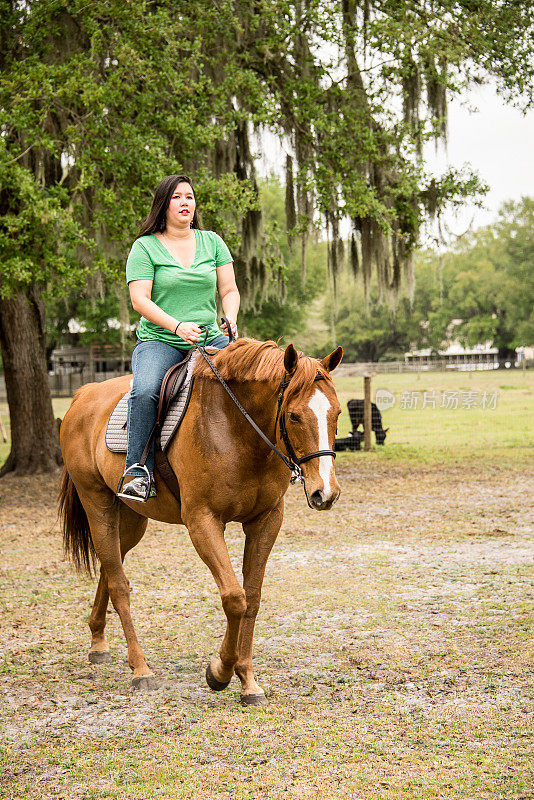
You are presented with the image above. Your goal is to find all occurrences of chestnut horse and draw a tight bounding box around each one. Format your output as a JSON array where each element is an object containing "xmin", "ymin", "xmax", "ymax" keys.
[{"xmin": 59, "ymin": 339, "xmax": 342, "ymax": 705}]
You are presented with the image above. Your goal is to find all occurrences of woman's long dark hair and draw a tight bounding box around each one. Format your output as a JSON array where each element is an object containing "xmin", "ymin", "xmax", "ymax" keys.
[{"xmin": 138, "ymin": 175, "xmax": 200, "ymax": 238}]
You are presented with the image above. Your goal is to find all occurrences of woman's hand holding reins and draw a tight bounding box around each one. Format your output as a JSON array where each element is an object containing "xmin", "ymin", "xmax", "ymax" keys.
[
  {"xmin": 175, "ymin": 321, "xmax": 202, "ymax": 345},
  {"xmin": 221, "ymin": 316, "xmax": 238, "ymax": 340}
]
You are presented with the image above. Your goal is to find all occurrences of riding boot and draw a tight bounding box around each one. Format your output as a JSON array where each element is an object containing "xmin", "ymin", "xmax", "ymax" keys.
[{"xmin": 117, "ymin": 475, "xmax": 157, "ymax": 502}]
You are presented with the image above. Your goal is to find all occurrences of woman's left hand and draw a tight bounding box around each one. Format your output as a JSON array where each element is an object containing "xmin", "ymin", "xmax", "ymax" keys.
[{"xmin": 221, "ymin": 316, "xmax": 238, "ymax": 340}]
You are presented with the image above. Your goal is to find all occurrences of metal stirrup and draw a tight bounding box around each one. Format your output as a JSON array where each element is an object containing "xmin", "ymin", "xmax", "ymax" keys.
[{"xmin": 117, "ymin": 463, "xmax": 152, "ymax": 502}]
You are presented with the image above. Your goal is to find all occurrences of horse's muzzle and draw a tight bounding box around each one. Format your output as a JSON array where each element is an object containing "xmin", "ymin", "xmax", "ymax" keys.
[{"xmin": 309, "ymin": 487, "xmax": 341, "ymax": 511}]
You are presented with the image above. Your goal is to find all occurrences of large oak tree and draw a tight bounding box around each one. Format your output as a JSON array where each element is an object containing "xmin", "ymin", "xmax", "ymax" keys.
[{"xmin": 1, "ymin": 0, "xmax": 533, "ymax": 474}]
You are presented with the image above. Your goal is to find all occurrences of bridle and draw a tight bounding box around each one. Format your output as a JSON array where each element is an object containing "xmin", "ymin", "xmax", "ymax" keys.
[
  {"xmin": 196, "ymin": 326, "xmax": 336, "ymax": 508},
  {"xmin": 274, "ymin": 373, "xmax": 337, "ymax": 478}
]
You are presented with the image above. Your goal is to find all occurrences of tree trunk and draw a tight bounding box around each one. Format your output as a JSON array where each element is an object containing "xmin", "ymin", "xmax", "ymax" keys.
[{"xmin": 0, "ymin": 286, "xmax": 62, "ymax": 476}]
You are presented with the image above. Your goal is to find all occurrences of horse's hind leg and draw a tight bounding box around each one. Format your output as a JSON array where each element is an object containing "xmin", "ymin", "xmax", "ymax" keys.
[
  {"xmin": 88, "ymin": 568, "xmax": 111, "ymax": 663},
  {"xmin": 235, "ymin": 500, "xmax": 284, "ymax": 706},
  {"xmin": 88, "ymin": 505, "xmax": 148, "ymax": 666},
  {"xmin": 82, "ymin": 491, "xmax": 155, "ymax": 689}
]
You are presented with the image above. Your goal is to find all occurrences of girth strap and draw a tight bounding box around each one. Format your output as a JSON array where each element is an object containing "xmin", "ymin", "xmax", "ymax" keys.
[{"xmin": 154, "ymin": 433, "xmax": 182, "ymax": 502}]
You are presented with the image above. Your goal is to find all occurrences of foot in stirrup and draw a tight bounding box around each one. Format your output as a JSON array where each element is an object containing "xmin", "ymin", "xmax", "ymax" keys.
[{"xmin": 117, "ymin": 476, "xmax": 156, "ymax": 502}]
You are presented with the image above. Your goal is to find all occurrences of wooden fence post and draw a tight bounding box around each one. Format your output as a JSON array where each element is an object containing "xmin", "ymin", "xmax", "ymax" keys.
[{"xmin": 363, "ymin": 373, "xmax": 372, "ymax": 452}]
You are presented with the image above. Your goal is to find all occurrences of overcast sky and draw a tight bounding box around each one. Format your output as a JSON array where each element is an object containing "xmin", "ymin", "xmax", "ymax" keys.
[
  {"xmin": 426, "ymin": 83, "xmax": 534, "ymax": 236},
  {"xmin": 257, "ymin": 82, "xmax": 534, "ymax": 239}
]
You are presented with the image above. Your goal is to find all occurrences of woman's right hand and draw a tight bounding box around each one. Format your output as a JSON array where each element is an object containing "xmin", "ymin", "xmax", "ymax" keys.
[{"xmin": 175, "ymin": 321, "xmax": 202, "ymax": 345}]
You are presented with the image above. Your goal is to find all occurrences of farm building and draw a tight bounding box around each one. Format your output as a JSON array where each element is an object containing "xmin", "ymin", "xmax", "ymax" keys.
[{"xmin": 405, "ymin": 343, "xmax": 499, "ymax": 370}]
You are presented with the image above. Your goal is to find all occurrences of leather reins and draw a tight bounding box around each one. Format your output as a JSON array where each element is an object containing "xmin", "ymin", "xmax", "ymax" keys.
[{"xmin": 196, "ymin": 324, "xmax": 336, "ymax": 507}]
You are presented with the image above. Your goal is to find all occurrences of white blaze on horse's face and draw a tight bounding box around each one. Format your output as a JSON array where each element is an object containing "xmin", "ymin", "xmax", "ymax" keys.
[{"xmin": 308, "ymin": 388, "xmax": 334, "ymax": 497}]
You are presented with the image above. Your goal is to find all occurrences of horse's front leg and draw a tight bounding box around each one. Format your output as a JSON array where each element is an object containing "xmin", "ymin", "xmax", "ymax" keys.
[
  {"xmin": 185, "ymin": 510, "xmax": 247, "ymax": 690},
  {"xmin": 236, "ymin": 499, "xmax": 284, "ymax": 706}
]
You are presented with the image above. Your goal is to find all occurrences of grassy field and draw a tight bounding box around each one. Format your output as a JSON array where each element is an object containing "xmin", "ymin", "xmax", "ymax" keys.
[
  {"xmin": 0, "ymin": 368, "xmax": 533, "ymax": 799},
  {"xmin": 335, "ymin": 368, "xmax": 534, "ymax": 466}
]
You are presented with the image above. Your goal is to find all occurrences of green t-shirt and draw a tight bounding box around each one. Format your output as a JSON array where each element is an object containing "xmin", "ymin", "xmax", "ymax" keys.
[{"xmin": 126, "ymin": 230, "xmax": 233, "ymax": 349}]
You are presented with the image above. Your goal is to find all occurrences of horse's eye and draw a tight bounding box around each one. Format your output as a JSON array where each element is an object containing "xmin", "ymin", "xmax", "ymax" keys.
[{"xmin": 289, "ymin": 412, "xmax": 300, "ymax": 423}]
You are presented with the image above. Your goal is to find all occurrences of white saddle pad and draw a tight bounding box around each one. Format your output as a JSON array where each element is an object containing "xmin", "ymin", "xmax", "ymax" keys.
[{"xmin": 105, "ymin": 351, "xmax": 198, "ymax": 453}]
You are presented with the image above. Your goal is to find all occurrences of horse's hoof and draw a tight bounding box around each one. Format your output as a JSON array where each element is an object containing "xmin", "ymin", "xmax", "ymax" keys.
[
  {"xmin": 240, "ymin": 692, "xmax": 269, "ymax": 707},
  {"xmin": 132, "ymin": 675, "xmax": 159, "ymax": 692},
  {"xmin": 88, "ymin": 650, "xmax": 111, "ymax": 664},
  {"xmin": 205, "ymin": 662, "xmax": 231, "ymax": 691}
]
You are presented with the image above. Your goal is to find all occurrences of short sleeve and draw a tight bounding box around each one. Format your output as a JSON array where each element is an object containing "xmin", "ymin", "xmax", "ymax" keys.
[
  {"xmin": 126, "ymin": 239, "xmax": 155, "ymax": 283},
  {"xmin": 214, "ymin": 233, "xmax": 233, "ymax": 267}
]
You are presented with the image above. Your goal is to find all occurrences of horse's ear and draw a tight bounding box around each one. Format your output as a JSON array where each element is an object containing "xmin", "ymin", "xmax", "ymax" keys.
[
  {"xmin": 284, "ymin": 343, "xmax": 299, "ymax": 375},
  {"xmin": 320, "ymin": 346, "xmax": 343, "ymax": 373}
]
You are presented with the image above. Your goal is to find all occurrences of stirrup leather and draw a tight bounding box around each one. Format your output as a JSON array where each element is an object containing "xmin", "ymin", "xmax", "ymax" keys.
[{"xmin": 117, "ymin": 464, "xmax": 153, "ymax": 502}]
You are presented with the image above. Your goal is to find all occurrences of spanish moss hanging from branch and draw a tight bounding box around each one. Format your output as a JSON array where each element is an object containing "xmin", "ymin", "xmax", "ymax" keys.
[{"xmin": 285, "ymin": 154, "xmax": 296, "ymax": 247}]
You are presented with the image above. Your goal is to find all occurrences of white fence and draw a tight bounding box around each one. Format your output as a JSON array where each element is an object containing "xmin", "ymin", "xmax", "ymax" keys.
[{"xmin": 333, "ymin": 359, "xmax": 531, "ymax": 377}]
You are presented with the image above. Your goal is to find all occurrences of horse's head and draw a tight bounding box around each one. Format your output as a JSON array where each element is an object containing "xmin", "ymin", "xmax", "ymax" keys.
[{"xmin": 281, "ymin": 344, "xmax": 343, "ymax": 511}]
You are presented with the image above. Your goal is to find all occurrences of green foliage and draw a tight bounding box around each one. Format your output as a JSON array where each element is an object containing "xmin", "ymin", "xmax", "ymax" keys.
[
  {"xmin": 2, "ymin": 0, "xmax": 533, "ymax": 310},
  {"xmin": 0, "ymin": 1, "xmax": 267, "ymax": 300},
  {"xmin": 322, "ymin": 198, "xmax": 534, "ymax": 360},
  {"xmin": 316, "ymin": 269, "xmax": 422, "ymax": 361},
  {"xmin": 239, "ymin": 176, "xmax": 328, "ymax": 340},
  {"xmin": 45, "ymin": 287, "xmax": 137, "ymax": 354}
]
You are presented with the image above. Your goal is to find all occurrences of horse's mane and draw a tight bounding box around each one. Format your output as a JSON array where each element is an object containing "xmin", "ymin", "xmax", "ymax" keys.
[{"xmin": 194, "ymin": 338, "xmax": 330, "ymax": 402}]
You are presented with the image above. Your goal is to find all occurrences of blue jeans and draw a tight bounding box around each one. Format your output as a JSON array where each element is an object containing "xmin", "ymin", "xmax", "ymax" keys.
[{"xmin": 125, "ymin": 333, "xmax": 229, "ymax": 477}]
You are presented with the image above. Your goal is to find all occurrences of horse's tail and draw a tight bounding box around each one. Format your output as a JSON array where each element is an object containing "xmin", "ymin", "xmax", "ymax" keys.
[{"xmin": 58, "ymin": 467, "xmax": 96, "ymax": 575}]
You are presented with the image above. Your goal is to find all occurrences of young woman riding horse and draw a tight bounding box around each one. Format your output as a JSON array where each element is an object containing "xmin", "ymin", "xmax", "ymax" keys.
[
  {"xmin": 119, "ymin": 174, "xmax": 239, "ymax": 502},
  {"xmin": 58, "ymin": 178, "xmax": 343, "ymax": 705}
]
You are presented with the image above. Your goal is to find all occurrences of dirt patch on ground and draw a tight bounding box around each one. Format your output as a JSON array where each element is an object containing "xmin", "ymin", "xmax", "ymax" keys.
[{"xmin": 0, "ymin": 459, "xmax": 533, "ymax": 799}]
